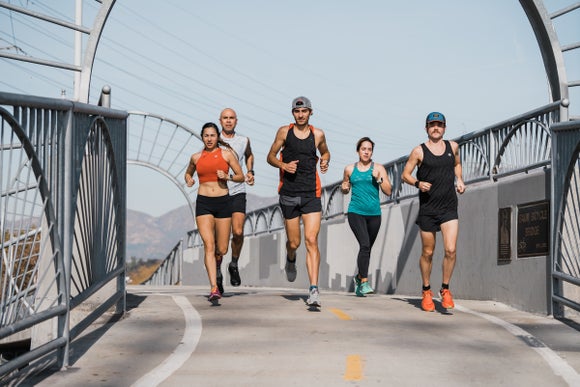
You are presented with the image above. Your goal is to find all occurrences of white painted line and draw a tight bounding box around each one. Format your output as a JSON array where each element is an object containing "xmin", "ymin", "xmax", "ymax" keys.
[
  {"xmin": 131, "ymin": 295, "xmax": 202, "ymax": 387},
  {"xmin": 455, "ymin": 304, "xmax": 580, "ymax": 386}
]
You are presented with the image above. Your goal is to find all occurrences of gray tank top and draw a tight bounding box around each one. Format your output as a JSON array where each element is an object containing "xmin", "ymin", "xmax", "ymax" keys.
[{"xmin": 222, "ymin": 134, "xmax": 248, "ymax": 195}]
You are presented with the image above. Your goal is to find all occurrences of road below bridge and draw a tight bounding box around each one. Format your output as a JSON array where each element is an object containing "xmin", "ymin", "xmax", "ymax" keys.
[{"xmin": 30, "ymin": 285, "xmax": 580, "ymax": 386}]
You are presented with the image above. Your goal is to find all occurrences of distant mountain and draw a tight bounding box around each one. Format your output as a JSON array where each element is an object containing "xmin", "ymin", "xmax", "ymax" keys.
[{"xmin": 126, "ymin": 193, "xmax": 278, "ymax": 260}]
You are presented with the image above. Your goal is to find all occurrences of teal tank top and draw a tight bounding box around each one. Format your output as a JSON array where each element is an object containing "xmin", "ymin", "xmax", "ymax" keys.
[{"xmin": 348, "ymin": 163, "xmax": 381, "ymax": 216}]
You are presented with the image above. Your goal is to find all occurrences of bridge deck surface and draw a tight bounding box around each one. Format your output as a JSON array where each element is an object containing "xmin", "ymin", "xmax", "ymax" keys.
[{"xmin": 29, "ymin": 285, "xmax": 580, "ymax": 386}]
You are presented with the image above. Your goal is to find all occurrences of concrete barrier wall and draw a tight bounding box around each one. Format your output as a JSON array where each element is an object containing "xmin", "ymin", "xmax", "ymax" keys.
[{"xmin": 183, "ymin": 169, "xmax": 551, "ymax": 314}]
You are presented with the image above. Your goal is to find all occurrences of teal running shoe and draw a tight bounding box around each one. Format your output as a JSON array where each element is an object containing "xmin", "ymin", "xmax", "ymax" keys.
[{"xmin": 360, "ymin": 281, "xmax": 374, "ymax": 295}]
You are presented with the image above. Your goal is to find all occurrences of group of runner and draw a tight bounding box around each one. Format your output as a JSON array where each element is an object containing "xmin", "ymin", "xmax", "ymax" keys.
[{"xmin": 184, "ymin": 97, "xmax": 465, "ymax": 311}]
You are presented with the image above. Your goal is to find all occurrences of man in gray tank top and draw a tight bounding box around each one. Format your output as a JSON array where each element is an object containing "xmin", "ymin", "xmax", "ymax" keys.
[{"xmin": 218, "ymin": 108, "xmax": 254, "ymax": 292}]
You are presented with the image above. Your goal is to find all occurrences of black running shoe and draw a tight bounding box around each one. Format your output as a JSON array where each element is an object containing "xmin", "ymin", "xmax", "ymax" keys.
[
  {"xmin": 216, "ymin": 268, "xmax": 224, "ymax": 294},
  {"xmin": 285, "ymin": 257, "xmax": 297, "ymax": 282},
  {"xmin": 228, "ymin": 262, "xmax": 241, "ymax": 286}
]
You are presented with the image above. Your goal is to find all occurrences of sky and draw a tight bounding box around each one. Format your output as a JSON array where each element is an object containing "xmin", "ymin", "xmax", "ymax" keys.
[{"xmin": 1, "ymin": 0, "xmax": 579, "ymax": 217}]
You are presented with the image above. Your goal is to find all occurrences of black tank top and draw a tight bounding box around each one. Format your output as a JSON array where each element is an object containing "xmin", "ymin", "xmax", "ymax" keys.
[
  {"xmin": 417, "ymin": 140, "xmax": 457, "ymax": 215},
  {"xmin": 279, "ymin": 125, "xmax": 320, "ymax": 197}
]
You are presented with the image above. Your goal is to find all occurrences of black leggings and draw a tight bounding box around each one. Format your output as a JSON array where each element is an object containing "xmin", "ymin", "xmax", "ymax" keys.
[{"xmin": 347, "ymin": 212, "xmax": 381, "ymax": 279}]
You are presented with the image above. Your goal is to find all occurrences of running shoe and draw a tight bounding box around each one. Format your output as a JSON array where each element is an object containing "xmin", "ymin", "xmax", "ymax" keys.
[
  {"xmin": 421, "ymin": 289, "xmax": 435, "ymax": 312},
  {"xmin": 216, "ymin": 268, "xmax": 224, "ymax": 294},
  {"xmin": 306, "ymin": 287, "xmax": 321, "ymax": 307},
  {"xmin": 353, "ymin": 276, "xmax": 361, "ymax": 288},
  {"xmin": 285, "ymin": 256, "xmax": 297, "ymax": 282},
  {"xmin": 360, "ymin": 281, "xmax": 374, "ymax": 295},
  {"xmin": 355, "ymin": 283, "xmax": 365, "ymax": 297},
  {"xmin": 439, "ymin": 288, "xmax": 455, "ymax": 309},
  {"xmin": 208, "ymin": 287, "xmax": 222, "ymax": 301},
  {"xmin": 228, "ymin": 262, "xmax": 241, "ymax": 287}
]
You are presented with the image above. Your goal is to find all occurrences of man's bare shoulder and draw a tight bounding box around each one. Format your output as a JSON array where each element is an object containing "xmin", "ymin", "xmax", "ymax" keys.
[
  {"xmin": 410, "ymin": 144, "xmax": 424, "ymax": 159},
  {"xmin": 310, "ymin": 126, "xmax": 326, "ymax": 139},
  {"xmin": 275, "ymin": 125, "xmax": 291, "ymax": 137},
  {"xmin": 311, "ymin": 125, "xmax": 324, "ymax": 133}
]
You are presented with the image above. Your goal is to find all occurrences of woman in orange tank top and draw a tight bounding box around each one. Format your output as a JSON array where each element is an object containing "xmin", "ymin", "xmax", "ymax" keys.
[{"xmin": 184, "ymin": 122, "xmax": 244, "ymax": 302}]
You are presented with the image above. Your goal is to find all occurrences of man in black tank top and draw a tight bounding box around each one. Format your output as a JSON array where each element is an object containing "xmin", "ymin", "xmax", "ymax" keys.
[
  {"xmin": 267, "ymin": 96, "xmax": 331, "ymax": 308},
  {"xmin": 402, "ymin": 112, "xmax": 466, "ymax": 313}
]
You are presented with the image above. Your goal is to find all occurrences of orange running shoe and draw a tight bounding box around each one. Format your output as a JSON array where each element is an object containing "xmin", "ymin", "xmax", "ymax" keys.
[
  {"xmin": 440, "ymin": 288, "xmax": 455, "ymax": 309},
  {"xmin": 421, "ymin": 289, "xmax": 435, "ymax": 312}
]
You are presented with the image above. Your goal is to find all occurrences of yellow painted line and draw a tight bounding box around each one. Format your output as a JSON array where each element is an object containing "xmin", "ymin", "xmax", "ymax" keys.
[
  {"xmin": 344, "ymin": 354, "xmax": 364, "ymax": 381},
  {"xmin": 329, "ymin": 307, "xmax": 352, "ymax": 320}
]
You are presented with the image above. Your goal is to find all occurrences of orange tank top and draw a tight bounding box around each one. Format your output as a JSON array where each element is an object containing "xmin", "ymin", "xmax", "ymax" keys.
[{"xmin": 197, "ymin": 148, "xmax": 229, "ymax": 184}]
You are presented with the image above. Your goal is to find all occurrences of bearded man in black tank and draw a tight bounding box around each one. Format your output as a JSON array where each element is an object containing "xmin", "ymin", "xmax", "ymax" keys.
[
  {"xmin": 402, "ymin": 112, "xmax": 466, "ymax": 312},
  {"xmin": 267, "ymin": 96, "xmax": 331, "ymax": 308}
]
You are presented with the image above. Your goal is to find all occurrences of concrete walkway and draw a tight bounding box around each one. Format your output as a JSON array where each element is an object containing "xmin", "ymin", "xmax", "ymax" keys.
[{"xmin": 27, "ymin": 285, "xmax": 580, "ymax": 386}]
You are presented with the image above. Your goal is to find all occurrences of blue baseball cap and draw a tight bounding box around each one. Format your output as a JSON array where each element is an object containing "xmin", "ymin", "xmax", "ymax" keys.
[{"xmin": 426, "ymin": 112, "xmax": 446, "ymax": 125}]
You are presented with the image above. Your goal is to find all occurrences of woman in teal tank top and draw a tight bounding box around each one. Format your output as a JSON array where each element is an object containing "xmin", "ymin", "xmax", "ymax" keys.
[{"xmin": 341, "ymin": 137, "xmax": 392, "ymax": 297}]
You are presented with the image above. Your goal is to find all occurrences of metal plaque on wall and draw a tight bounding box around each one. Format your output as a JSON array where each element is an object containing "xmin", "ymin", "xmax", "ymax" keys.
[
  {"xmin": 498, "ymin": 207, "xmax": 511, "ymax": 263},
  {"xmin": 517, "ymin": 200, "xmax": 550, "ymax": 258}
]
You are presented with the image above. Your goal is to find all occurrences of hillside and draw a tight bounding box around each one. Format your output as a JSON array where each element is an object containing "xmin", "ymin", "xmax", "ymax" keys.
[{"xmin": 126, "ymin": 193, "xmax": 278, "ymax": 260}]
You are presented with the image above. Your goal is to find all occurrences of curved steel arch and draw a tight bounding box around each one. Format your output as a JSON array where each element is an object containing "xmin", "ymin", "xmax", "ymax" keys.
[
  {"xmin": 128, "ymin": 111, "xmax": 202, "ymax": 141},
  {"xmin": 0, "ymin": 0, "xmax": 117, "ymax": 102},
  {"xmin": 88, "ymin": 1, "xmax": 580, "ymax": 121},
  {"xmin": 492, "ymin": 118, "xmax": 552, "ymax": 176},
  {"xmin": 78, "ymin": 0, "xmax": 117, "ymax": 102},
  {"xmin": 127, "ymin": 112, "xmax": 203, "ymax": 220},
  {"xmin": 459, "ymin": 139, "xmax": 490, "ymax": 182},
  {"xmin": 268, "ymin": 206, "xmax": 285, "ymax": 232},
  {"xmin": 519, "ymin": 0, "xmax": 578, "ymax": 121},
  {"xmin": 128, "ymin": 160, "xmax": 197, "ymax": 220},
  {"xmin": 0, "ymin": 1, "xmax": 575, "ymax": 113}
]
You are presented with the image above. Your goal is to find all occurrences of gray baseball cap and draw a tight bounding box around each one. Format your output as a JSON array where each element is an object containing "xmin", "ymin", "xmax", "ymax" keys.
[{"xmin": 292, "ymin": 96, "xmax": 312, "ymax": 110}]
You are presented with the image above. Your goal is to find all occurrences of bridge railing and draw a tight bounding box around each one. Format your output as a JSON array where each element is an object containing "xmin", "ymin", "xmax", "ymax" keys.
[
  {"xmin": 181, "ymin": 100, "xmax": 561, "ymax": 247},
  {"xmin": 142, "ymin": 240, "xmax": 183, "ymax": 286},
  {"xmin": 550, "ymin": 119, "xmax": 580, "ymax": 316},
  {"xmin": 0, "ymin": 91, "xmax": 127, "ymax": 380}
]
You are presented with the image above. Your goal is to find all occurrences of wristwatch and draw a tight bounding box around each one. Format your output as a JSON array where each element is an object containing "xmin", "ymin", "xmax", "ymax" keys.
[
  {"xmin": 229, "ymin": 174, "xmax": 233, "ymax": 181},
  {"xmin": 248, "ymin": 170, "xmax": 254, "ymax": 175},
  {"xmin": 414, "ymin": 180, "xmax": 420, "ymax": 188}
]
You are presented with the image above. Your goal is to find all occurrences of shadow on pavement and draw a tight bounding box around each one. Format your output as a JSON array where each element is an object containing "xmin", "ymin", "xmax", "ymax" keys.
[{"xmin": 23, "ymin": 294, "xmax": 147, "ymax": 386}]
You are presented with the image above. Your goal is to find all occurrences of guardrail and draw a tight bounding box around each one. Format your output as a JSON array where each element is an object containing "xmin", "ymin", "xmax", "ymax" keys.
[
  {"xmin": 142, "ymin": 240, "xmax": 183, "ymax": 286},
  {"xmin": 183, "ymin": 100, "xmax": 561, "ymax": 246},
  {"xmin": 550, "ymin": 119, "xmax": 580, "ymax": 316},
  {"xmin": 0, "ymin": 91, "xmax": 127, "ymax": 381}
]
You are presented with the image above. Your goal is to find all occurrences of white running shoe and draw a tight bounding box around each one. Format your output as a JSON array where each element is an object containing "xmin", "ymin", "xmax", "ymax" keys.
[{"xmin": 306, "ymin": 287, "xmax": 321, "ymax": 307}]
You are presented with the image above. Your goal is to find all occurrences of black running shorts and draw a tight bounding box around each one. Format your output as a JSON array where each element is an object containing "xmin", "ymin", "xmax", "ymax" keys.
[
  {"xmin": 279, "ymin": 195, "xmax": 322, "ymax": 220},
  {"xmin": 229, "ymin": 193, "xmax": 247, "ymax": 214},
  {"xmin": 196, "ymin": 194, "xmax": 232, "ymax": 218},
  {"xmin": 416, "ymin": 209, "xmax": 458, "ymax": 232}
]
